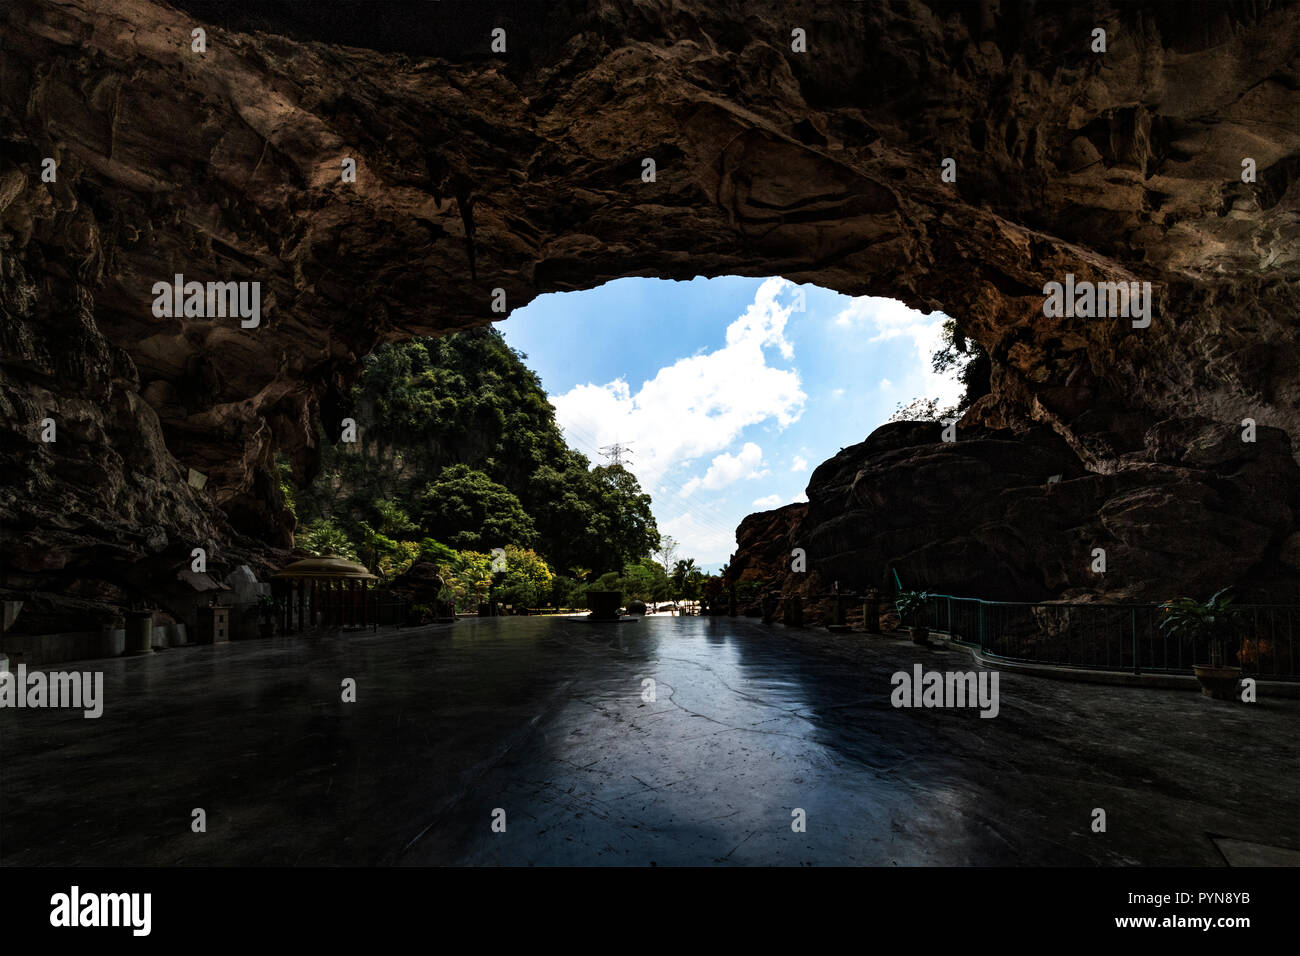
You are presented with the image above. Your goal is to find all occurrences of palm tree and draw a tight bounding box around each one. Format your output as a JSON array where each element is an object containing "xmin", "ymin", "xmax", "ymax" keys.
[
  {"xmin": 671, "ymin": 558, "xmax": 701, "ymax": 613},
  {"xmin": 670, "ymin": 558, "xmax": 696, "ymax": 593}
]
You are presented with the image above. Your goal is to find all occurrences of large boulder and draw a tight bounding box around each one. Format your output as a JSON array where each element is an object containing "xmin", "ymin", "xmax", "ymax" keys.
[{"xmin": 390, "ymin": 562, "xmax": 446, "ymax": 604}]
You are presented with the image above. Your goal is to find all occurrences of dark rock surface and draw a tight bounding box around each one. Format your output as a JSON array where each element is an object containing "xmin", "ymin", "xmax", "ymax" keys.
[
  {"xmin": 388, "ymin": 560, "xmax": 453, "ymax": 619},
  {"xmin": 1, "ymin": 0, "xmax": 1298, "ymax": 622},
  {"xmin": 777, "ymin": 420, "xmax": 1298, "ymax": 604},
  {"xmin": 389, "ymin": 561, "xmax": 445, "ymax": 602},
  {"xmin": 730, "ymin": 501, "xmax": 808, "ymax": 589}
]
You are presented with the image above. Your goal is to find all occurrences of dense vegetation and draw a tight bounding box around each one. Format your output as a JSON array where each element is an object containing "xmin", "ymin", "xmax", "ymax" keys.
[
  {"xmin": 292, "ymin": 329, "xmax": 700, "ymax": 611},
  {"xmin": 887, "ymin": 318, "xmax": 991, "ymax": 423},
  {"xmin": 931, "ymin": 318, "xmax": 991, "ymax": 414}
]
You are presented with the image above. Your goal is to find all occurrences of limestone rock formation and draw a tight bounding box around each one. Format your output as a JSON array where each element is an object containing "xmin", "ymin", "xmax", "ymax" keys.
[
  {"xmin": 730, "ymin": 502, "xmax": 808, "ymax": 589},
  {"xmin": 389, "ymin": 561, "xmax": 445, "ymax": 603},
  {"xmin": 1, "ymin": 0, "xmax": 1298, "ymax": 627},
  {"xmin": 787, "ymin": 419, "xmax": 1297, "ymax": 604}
]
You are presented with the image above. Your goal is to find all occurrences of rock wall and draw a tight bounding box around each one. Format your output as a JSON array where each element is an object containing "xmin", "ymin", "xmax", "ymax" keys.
[
  {"xmin": 1, "ymin": 0, "xmax": 1298, "ymax": 627},
  {"xmin": 792, "ymin": 419, "xmax": 1298, "ymax": 604},
  {"xmin": 731, "ymin": 502, "xmax": 809, "ymax": 588}
]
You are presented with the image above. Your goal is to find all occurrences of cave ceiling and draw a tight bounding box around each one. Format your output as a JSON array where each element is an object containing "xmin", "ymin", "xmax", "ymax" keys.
[{"xmin": 1, "ymin": 0, "xmax": 1297, "ymax": 608}]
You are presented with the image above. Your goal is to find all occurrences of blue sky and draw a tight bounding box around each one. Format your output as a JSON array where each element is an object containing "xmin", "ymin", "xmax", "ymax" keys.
[{"xmin": 499, "ymin": 277, "xmax": 961, "ymax": 571}]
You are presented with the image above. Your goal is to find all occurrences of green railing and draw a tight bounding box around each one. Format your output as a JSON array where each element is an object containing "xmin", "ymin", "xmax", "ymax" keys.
[{"xmin": 890, "ymin": 572, "xmax": 1298, "ymax": 680}]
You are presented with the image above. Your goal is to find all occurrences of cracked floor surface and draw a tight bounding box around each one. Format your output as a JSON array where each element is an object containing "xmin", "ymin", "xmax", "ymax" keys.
[{"xmin": 2, "ymin": 616, "xmax": 1296, "ymax": 865}]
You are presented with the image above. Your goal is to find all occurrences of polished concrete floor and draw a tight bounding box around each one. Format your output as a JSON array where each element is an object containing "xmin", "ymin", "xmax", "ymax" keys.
[{"xmin": 2, "ymin": 616, "xmax": 1296, "ymax": 866}]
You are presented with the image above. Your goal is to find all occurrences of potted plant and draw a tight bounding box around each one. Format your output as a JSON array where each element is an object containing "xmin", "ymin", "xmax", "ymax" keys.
[
  {"xmin": 1160, "ymin": 588, "xmax": 1243, "ymax": 700},
  {"xmin": 586, "ymin": 590, "xmax": 623, "ymax": 622},
  {"xmin": 895, "ymin": 590, "xmax": 930, "ymax": 644},
  {"xmin": 256, "ymin": 593, "xmax": 279, "ymax": 638}
]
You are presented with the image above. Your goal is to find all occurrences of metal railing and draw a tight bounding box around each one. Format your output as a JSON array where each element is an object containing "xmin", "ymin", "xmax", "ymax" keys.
[
  {"xmin": 216, "ymin": 597, "xmax": 418, "ymax": 634},
  {"xmin": 907, "ymin": 590, "xmax": 1298, "ymax": 680}
]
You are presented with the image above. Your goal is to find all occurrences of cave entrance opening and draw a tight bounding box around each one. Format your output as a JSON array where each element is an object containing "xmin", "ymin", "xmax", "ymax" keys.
[
  {"xmin": 289, "ymin": 275, "xmax": 983, "ymax": 619},
  {"xmin": 493, "ymin": 275, "xmax": 987, "ymax": 572}
]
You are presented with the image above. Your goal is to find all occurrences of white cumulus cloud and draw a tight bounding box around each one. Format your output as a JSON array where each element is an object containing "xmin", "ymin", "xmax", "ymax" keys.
[
  {"xmin": 752, "ymin": 494, "xmax": 783, "ymax": 509},
  {"xmin": 680, "ymin": 442, "xmax": 766, "ymax": 497},
  {"xmin": 833, "ymin": 297, "xmax": 962, "ymax": 411},
  {"xmin": 790, "ymin": 455, "xmax": 807, "ymax": 472},
  {"xmin": 548, "ymin": 278, "xmax": 805, "ymax": 489},
  {"xmin": 660, "ymin": 511, "xmax": 738, "ymax": 565}
]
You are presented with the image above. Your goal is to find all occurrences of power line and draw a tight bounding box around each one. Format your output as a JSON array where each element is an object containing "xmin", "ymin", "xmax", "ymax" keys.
[
  {"xmin": 598, "ymin": 442, "xmax": 634, "ymax": 467},
  {"xmin": 562, "ymin": 426, "xmax": 738, "ymax": 563},
  {"xmin": 558, "ymin": 416, "xmax": 747, "ymax": 546},
  {"xmin": 565, "ymin": 419, "xmax": 740, "ymax": 531},
  {"xmin": 559, "ymin": 414, "xmax": 748, "ymax": 539}
]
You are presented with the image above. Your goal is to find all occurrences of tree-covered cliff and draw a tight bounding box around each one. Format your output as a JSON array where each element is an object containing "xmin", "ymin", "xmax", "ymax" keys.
[{"xmin": 293, "ymin": 329, "xmax": 661, "ymax": 601}]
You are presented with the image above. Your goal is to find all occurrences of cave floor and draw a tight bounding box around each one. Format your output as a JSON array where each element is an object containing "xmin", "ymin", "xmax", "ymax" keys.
[{"xmin": 2, "ymin": 615, "xmax": 1296, "ymax": 866}]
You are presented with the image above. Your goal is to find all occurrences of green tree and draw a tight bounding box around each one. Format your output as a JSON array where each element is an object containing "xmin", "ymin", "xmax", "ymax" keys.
[
  {"xmin": 295, "ymin": 329, "xmax": 662, "ymax": 576},
  {"xmin": 548, "ymin": 575, "xmax": 586, "ymax": 609},
  {"xmin": 671, "ymin": 558, "xmax": 704, "ymax": 600},
  {"xmin": 418, "ymin": 537, "xmax": 459, "ymax": 567},
  {"xmin": 586, "ymin": 464, "xmax": 660, "ymax": 574},
  {"xmin": 624, "ymin": 558, "xmax": 670, "ymax": 602},
  {"xmin": 930, "ymin": 318, "xmax": 991, "ymax": 415},
  {"xmin": 350, "ymin": 498, "xmax": 424, "ymax": 582},
  {"xmin": 296, "ymin": 517, "xmax": 358, "ymax": 560},
  {"xmin": 447, "ymin": 550, "xmax": 495, "ymax": 611},
  {"xmin": 418, "ymin": 465, "xmax": 537, "ymax": 552},
  {"xmin": 589, "ymin": 558, "xmax": 671, "ymax": 602},
  {"xmin": 276, "ymin": 454, "xmax": 297, "ymax": 523},
  {"xmin": 374, "ymin": 498, "xmax": 418, "ymax": 537},
  {"xmin": 496, "ymin": 545, "xmax": 554, "ymax": 609},
  {"xmin": 887, "ymin": 321, "xmax": 992, "ymax": 424}
]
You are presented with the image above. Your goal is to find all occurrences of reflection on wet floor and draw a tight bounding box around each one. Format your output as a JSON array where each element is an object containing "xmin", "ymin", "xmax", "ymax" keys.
[{"xmin": 2, "ymin": 616, "xmax": 1296, "ymax": 865}]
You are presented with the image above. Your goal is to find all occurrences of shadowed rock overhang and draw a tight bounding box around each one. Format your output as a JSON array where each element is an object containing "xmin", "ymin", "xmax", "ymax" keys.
[{"xmin": 1, "ymin": 0, "xmax": 1297, "ymax": 618}]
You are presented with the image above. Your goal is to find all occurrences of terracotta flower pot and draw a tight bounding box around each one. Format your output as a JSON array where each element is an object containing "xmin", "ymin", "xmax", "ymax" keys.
[{"xmin": 1193, "ymin": 664, "xmax": 1241, "ymax": 701}]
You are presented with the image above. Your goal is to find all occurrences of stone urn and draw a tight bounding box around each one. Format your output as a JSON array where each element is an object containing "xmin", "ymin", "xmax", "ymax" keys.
[
  {"xmin": 1193, "ymin": 664, "xmax": 1241, "ymax": 701},
  {"xmin": 910, "ymin": 625, "xmax": 930, "ymax": 645},
  {"xmin": 126, "ymin": 610, "xmax": 155, "ymax": 655},
  {"xmin": 831, "ymin": 595, "xmax": 847, "ymax": 627},
  {"xmin": 587, "ymin": 590, "xmax": 623, "ymax": 622},
  {"xmin": 863, "ymin": 589, "xmax": 882, "ymax": 634},
  {"xmin": 100, "ymin": 621, "xmax": 127, "ymax": 657},
  {"xmin": 787, "ymin": 595, "xmax": 804, "ymax": 628}
]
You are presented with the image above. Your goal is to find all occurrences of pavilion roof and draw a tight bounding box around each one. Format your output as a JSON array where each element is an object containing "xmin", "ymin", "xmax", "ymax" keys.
[{"xmin": 271, "ymin": 554, "xmax": 377, "ymax": 580}]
